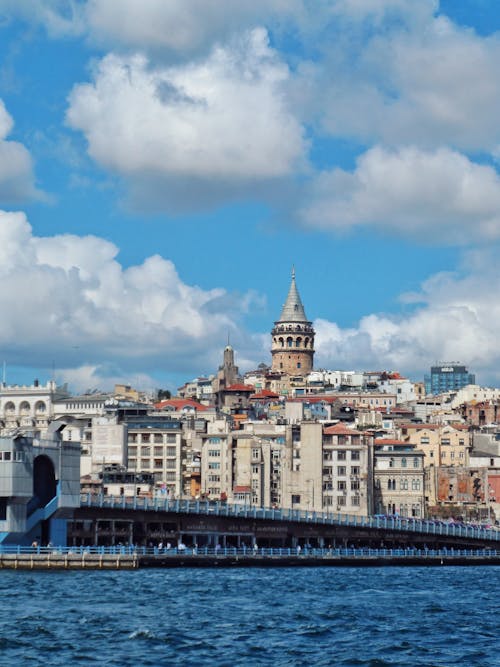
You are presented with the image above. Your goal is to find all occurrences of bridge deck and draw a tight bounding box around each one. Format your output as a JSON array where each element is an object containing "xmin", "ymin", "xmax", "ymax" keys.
[{"xmin": 80, "ymin": 495, "xmax": 500, "ymax": 543}]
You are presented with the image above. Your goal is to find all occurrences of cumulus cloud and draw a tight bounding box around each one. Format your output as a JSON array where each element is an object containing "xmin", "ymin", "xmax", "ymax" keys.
[
  {"xmin": 303, "ymin": 7, "xmax": 500, "ymax": 152},
  {"xmin": 0, "ymin": 99, "xmax": 42, "ymax": 202},
  {"xmin": 66, "ymin": 29, "xmax": 307, "ymax": 207},
  {"xmin": 84, "ymin": 0, "xmax": 302, "ymax": 57},
  {"xmin": 301, "ymin": 146, "xmax": 500, "ymax": 243},
  {"xmin": 314, "ymin": 251, "xmax": 500, "ymax": 384},
  {"xmin": 0, "ymin": 210, "xmax": 260, "ymax": 389}
]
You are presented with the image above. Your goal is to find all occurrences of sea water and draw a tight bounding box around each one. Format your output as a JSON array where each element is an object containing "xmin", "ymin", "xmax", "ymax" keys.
[{"xmin": 0, "ymin": 566, "xmax": 498, "ymax": 666}]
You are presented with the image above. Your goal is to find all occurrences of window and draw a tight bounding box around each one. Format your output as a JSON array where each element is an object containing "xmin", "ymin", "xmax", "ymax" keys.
[
  {"xmin": 167, "ymin": 434, "xmax": 176, "ymax": 444},
  {"xmin": 209, "ymin": 437, "xmax": 221, "ymax": 444},
  {"xmin": 337, "ymin": 496, "xmax": 346, "ymax": 506},
  {"xmin": 141, "ymin": 433, "xmax": 151, "ymax": 443},
  {"xmin": 351, "ymin": 480, "xmax": 359, "ymax": 491},
  {"xmin": 154, "ymin": 459, "xmax": 163, "ymax": 469},
  {"xmin": 401, "ymin": 458, "xmax": 407, "ymax": 468},
  {"xmin": 400, "ymin": 479, "xmax": 408, "ymax": 490},
  {"xmin": 208, "ymin": 449, "xmax": 220, "ymax": 457},
  {"xmin": 154, "ymin": 446, "xmax": 163, "ymax": 457},
  {"xmin": 252, "ymin": 465, "xmax": 260, "ymax": 474},
  {"xmin": 337, "ymin": 481, "xmax": 346, "ymax": 490},
  {"xmin": 141, "ymin": 446, "xmax": 150, "ymax": 456},
  {"xmin": 411, "ymin": 479, "xmax": 421, "ymax": 490},
  {"xmin": 252, "ymin": 448, "xmax": 260, "ymax": 460},
  {"xmin": 208, "ymin": 474, "xmax": 220, "ymax": 482},
  {"xmin": 350, "ymin": 466, "xmax": 360, "ymax": 475},
  {"xmin": 166, "ymin": 446, "xmax": 176, "ymax": 457},
  {"xmin": 420, "ymin": 437, "xmax": 429, "ymax": 444},
  {"xmin": 337, "ymin": 466, "xmax": 346, "ymax": 476},
  {"xmin": 351, "ymin": 496, "xmax": 360, "ymax": 506},
  {"xmin": 208, "ymin": 462, "xmax": 220, "ymax": 469},
  {"xmin": 291, "ymin": 494, "xmax": 301, "ymax": 504},
  {"xmin": 154, "ymin": 434, "xmax": 163, "ymax": 444},
  {"xmin": 166, "ymin": 459, "xmax": 176, "ymax": 470},
  {"xmin": 441, "ymin": 439, "xmax": 450, "ymax": 445},
  {"xmin": 351, "ymin": 451, "xmax": 360, "ymax": 461},
  {"xmin": 166, "ymin": 472, "xmax": 176, "ymax": 482},
  {"xmin": 337, "ymin": 451, "xmax": 346, "ymax": 461}
]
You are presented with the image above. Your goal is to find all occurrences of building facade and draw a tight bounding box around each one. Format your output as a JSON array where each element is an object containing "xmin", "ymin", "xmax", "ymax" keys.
[{"xmin": 425, "ymin": 363, "xmax": 475, "ymax": 395}]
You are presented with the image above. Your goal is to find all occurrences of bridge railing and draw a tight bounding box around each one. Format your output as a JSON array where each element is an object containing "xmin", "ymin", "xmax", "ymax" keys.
[
  {"xmin": 79, "ymin": 494, "xmax": 500, "ymax": 542},
  {"xmin": 1, "ymin": 544, "xmax": 499, "ymax": 558}
]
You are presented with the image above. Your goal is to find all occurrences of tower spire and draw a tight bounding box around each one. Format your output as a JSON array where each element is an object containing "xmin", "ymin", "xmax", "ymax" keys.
[{"xmin": 279, "ymin": 267, "xmax": 307, "ymax": 322}]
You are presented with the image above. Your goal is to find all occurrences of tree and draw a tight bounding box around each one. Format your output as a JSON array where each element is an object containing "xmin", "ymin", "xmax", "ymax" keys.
[{"xmin": 157, "ymin": 389, "xmax": 171, "ymax": 401}]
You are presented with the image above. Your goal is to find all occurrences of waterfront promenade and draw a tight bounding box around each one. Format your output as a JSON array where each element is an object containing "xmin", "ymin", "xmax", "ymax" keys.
[{"xmin": 1, "ymin": 545, "xmax": 499, "ymax": 569}]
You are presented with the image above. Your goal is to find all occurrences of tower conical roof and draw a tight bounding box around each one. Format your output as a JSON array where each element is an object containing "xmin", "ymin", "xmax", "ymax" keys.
[{"xmin": 278, "ymin": 268, "xmax": 308, "ymax": 322}]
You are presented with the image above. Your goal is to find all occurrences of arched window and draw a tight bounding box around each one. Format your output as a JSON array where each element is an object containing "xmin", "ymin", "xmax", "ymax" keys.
[
  {"xmin": 286, "ymin": 337, "xmax": 293, "ymax": 348},
  {"xmin": 295, "ymin": 337, "xmax": 302, "ymax": 347},
  {"xmin": 35, "ymin": 401, "xmax": 46, "ymax": 413},
  {"xmin": 401, "ymin": 457, "xmax": 407, "ymax": 468},
  {"xmin": 4, "ymin": 402, "xmax": 15, "ymax": 415},
  {"xmin": 279, "ymin": 337, "xmax": 284, "ymax": 348},
  {"xmin": 304, "ymin": 337, "xmax": 309, "ymax": 348},
  {"xmin": 19, "ymin": 401, "xmax": 30, "ymax": 415}
]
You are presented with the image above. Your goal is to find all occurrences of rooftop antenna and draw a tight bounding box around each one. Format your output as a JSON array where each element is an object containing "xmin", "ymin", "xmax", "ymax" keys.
[
  {"xmin": 2, "ymin": 361, "xmax": 5, "ymax": 386},
  {"xmin": 227, "ymin": 331, "xmax": 231, "ymax": 346},
  {"xmin": 292, "ymin": 265, "xmax": 295, "ymax": 280}
]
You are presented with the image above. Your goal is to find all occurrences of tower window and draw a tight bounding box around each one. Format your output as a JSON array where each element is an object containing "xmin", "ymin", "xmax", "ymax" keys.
[
  {"xmin": 287, "ymin": 337, "xmax": 293, "ymax": 348},
  {"xmin": 297, "ymin": 362, "xmax": 301, "ymax": 369}
]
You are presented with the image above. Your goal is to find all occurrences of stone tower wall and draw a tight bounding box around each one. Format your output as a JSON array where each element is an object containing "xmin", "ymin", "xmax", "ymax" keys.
[{"xmin": 271, "ymin": 323, "xmax": 315, "ymax": 375}]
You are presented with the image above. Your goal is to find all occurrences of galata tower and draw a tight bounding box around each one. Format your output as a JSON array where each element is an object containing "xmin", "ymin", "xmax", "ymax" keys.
[{"xmin": 271, "ymin": 268, "xmax": 315, "ymax": 376}]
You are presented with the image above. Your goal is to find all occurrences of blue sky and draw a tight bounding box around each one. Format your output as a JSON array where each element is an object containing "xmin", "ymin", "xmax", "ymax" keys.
[{"xmin": 0, "ymin": 0, "xmax": 500, "ymax": 392}]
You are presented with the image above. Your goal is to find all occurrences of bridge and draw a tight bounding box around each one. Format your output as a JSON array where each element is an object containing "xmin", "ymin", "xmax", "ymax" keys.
[{"xmin": 68, "ymin": 495, "xmax": 500, "ymax": 552}]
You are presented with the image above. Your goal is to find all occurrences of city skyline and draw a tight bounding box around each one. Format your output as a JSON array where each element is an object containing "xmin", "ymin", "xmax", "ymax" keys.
[{"xmin": 1, "ymin": 1, "xmax": 500, "ymax": 392}]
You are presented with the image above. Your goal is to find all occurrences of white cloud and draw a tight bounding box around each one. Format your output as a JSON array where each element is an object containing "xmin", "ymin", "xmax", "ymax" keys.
[
  {"xmin": 66, "ymin": 29, "xmax": 307, "ymax": 201},
  {"xmin": 0, "ymin": 209, "xmax": 259, "ymax": 388},
  {"xmin": 0, "ymin": 99, "xmax": 42, "ymax": 202},
  {"xmin": 314, "ymin": 251, "xmax": 500, "ymax": 383},
  {"xmin": 302, "ymin": 145, "xmax": 500, "ymax": 243},
  {"xmin": 84, "ymin": 0, "xmax": 301, "ymax": 57},
  {"xmin": 303, "ymin": 7, "xmax": 500, "ymax": 152}
]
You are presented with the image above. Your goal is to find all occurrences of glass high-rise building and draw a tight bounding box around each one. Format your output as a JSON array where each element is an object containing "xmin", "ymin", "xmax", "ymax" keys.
[{"xmin": 424, "ymin": 363, "xmax": 475, "ymax": 395}]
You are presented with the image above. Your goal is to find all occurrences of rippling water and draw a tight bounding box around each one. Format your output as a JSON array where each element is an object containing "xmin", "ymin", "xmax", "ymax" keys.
[{"xmin": 1, "ymin": 566, "xmax": 498, "ymax": 666}]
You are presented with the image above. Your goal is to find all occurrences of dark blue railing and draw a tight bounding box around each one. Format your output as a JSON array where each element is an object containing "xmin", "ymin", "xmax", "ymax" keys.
[
  {"xmin": 0, "ymin": 545, "xmax": 498, "ymax": 559},
  {"xmin": 79, "ymin": 494, "xmax": 500, "ymax": 542}
]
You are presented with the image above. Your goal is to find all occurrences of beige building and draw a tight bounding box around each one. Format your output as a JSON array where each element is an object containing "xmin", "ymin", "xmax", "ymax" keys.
[
  {"xmin": 280, "ymin": 422, "xmax": 373, "ymax": 516},
  {"xmin": 400, "ymin": 423, "xmax": 471, "ymax": 505},
  {"xmin": 374, "ymin": 439, "xmax": 425, "ymax": 517}
]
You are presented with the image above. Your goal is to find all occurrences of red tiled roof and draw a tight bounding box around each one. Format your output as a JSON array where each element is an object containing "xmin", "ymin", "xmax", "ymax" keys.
[
  {"xmin": 233, "ymin": 485, "xmax": 251, "ymax": 493},
  {"xmin": 323, "ymin": 423, "xmax": 362, "ymax": 436},
  {"xmin": 225, "ymin": 384, "xmax": 255, "ymax": 392},
  {"xmin": 401, "ymin": 423, "xmax": 440, "ymax": 430},
  {"xmin": 250, "ymin": 389, "xmax": 280, "ymax": 400},
  {"xmin": 154, "ymin": 398, "xmax": 209, "ymax": 411}
]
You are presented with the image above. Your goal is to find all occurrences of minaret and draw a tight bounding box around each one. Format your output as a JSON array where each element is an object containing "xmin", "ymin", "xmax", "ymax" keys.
[{"xmin": 271, "ymin": 268, "xmax": 315, "ymax": 375}]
